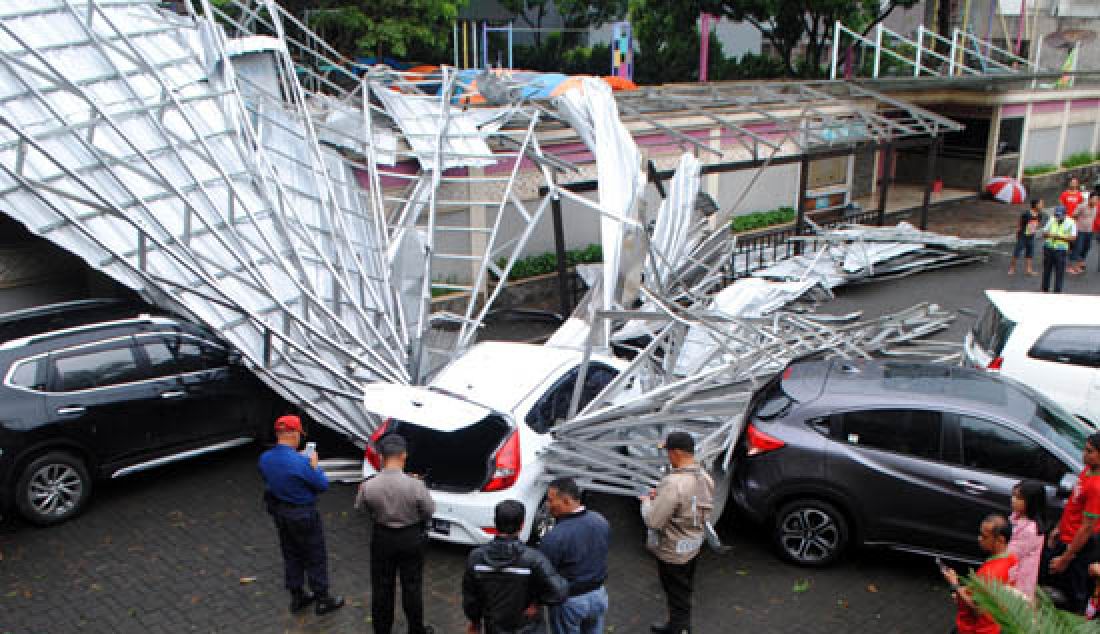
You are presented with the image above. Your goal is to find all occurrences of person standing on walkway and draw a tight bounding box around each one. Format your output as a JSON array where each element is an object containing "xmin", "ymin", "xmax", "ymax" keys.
[
  {"xmin": 538, "ymin": 477, "xmax": 611, "ymax": 634},
  {"xmin": 641, "ymin": 432, "xmax": 714, "ymax": 634},
  {"xmin": 357, "ymin": 434, "xmax": 436, "ymax": 634},
  {"xmin": 941, "ymin": 514, "xmax": 1018, "ymax": 634},
  {"xmin": 463, "ymin": 500, "xmax": 569, "ymax": 634},
  {"xmin": 1008, "ymin": 199, "xmax": 1044, "ymax": 276},
  {"xmin": 1045, "ymin": 432, "xmax": 1100, "ymax": 614},
  {"xmin": 1041, "ymin": 205, "xmax": 1076, "ymax": 293},
  {"xmin": 258, "ymin": 414, "xmax": 345, "ymax": 616},
  {"xmin": 1071, "ymin": 189, "xmax": 1097, "ymax": 274},
  {"xmin": 1062, "ymin": 177, "xmax": 1084, "ymax": 218}
]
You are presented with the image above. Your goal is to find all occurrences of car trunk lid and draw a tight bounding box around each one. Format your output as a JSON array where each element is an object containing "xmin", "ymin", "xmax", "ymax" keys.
[{"xmin": 361, "ymin": 384, "xmax": 513, "ymax": 493}]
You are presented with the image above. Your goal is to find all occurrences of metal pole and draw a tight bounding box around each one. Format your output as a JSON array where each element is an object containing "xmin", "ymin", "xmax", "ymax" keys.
[
  {"xmin": 949, "ymin": 28, "xmax": 959, "ymax": 76},
  {"xmin": 830, "ymin": 20, "xmax": 840, "ymax": 80},
  {"xmin": 914, "ymin": 25, "xmax": 923, "ymax": 76},
  {"xmin": 795, "ymin": 154, "xmax": 810, "ymax": 256},
  {"xmin": 877, "ymin": 143, "xmax": 893, "ymax": 226},
  {"xmin": 551, "ymin": 195, "xmax": 571, "ymax": 319},
  {"xmin": 453, "ymin": 22, "xmax": 459, "ymax": 68},
  {"xmin": 482, "ymin": 21, "xmax": 488, "ymax": 69},
  {"xmin": 920, "ymin": 137, "xmax": 940, "ymax": 230},
  {"xmin": 508, "ymin": 22, "xmax": 513, "ymax": 69},
  {"xmin": 873, "ymin": 24, "xmax": 883, "ymax": 78},
  {"xmin": 699, "ymin": 13, "xmax": 710, "ymax": 82}
]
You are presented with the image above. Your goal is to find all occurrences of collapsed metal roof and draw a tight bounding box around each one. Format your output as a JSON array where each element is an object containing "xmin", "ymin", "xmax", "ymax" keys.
[{"xmin": 0, "ymin": 0, "xmax": 970, "ymax": 495}]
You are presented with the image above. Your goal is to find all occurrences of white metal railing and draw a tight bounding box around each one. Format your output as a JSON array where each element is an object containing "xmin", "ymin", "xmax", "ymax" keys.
[{"xmin": 831, "ymin": 21, "xmax": 1039, "ymax": 80}]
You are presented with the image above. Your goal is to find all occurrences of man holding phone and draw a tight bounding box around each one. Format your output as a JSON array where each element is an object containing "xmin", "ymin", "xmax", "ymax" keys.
[
  {"xmin": 258, "ymin": 414, "xmax": 345, "ymax": 616},
  {"xmin": 940, "ymin": 515, "xmax": 1017, "ymax": 634}
]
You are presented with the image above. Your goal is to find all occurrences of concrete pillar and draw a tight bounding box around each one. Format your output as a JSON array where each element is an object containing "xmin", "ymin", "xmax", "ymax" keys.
[
  {"xmin": 983, "ymin": 104, "xmax": 1002, "ymax": 181},
  {"xmin": 1016, "ymin": 102, "xmax": 1033, "ymax": 181}
]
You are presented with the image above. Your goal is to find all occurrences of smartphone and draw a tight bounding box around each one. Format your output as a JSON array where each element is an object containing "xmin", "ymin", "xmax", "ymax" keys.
[
  {"xmin": 935, "ymin": 556, "xmax": 948, "ymax": 574},
  {"xmin": 304, "ymin": 441, "xmax": 317, "ymax": 456}
]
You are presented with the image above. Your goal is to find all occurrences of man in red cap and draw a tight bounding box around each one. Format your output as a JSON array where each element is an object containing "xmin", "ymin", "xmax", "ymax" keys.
[{"xmin": 258, "ymin": 414, "xmax": 344, "ymax": 616}]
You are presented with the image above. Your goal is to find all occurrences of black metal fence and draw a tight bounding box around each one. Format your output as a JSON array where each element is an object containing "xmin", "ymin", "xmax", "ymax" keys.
[{"xmin": 729, "ymin": 207, "xmax": 888, "ymax": 279}]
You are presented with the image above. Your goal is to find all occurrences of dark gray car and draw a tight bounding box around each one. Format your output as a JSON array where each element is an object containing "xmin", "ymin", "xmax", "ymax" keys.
[{"xmin": 731, "ymin": 359, "xmax": 1088, "ymax": 566}]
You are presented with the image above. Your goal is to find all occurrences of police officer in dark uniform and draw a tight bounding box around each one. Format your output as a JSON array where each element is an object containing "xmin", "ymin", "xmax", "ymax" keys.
[
  {"xmin": 258, "ymin": 414, "xmax": 344, "ymax": 616},
  {"xmin": 357, "ymin": 434, "xmax": 436, "ymax": 634}
]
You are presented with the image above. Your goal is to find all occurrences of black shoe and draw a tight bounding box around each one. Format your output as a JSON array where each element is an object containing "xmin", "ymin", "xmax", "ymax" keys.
[
  {"xmin": 651, "ymin": 623, "xmax": 672, "ymax": 634},
  {"xmin": 289, "ymin": 590, "xmax": 315, "ymax": 613},
  {"xmin": 314, "ymin": 594, "xmax": 345, "ymax": 615}
]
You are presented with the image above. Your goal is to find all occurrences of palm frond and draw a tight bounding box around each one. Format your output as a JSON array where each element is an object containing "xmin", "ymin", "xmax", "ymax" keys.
[{"xmin": 966, "ymin": 572, "xmax": 1100, "ymax": 633}]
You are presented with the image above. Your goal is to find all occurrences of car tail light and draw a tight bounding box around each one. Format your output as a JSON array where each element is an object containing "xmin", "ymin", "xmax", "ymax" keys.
[
  {"xmin": 364, "ymin": 419, "xmax": 392, "ymax": 471},
  {"xmin": 987, "ymin": 356, "xmax": 1003, "ymax": 371},
  {"xmin": 482, "ymin": 430, "xmax": 521, "ymax": 492},
  {"xmin": 481, "ymin": 527, "xmax": 499, "ymax": 535},
  {"xmin": 746, "ymin": 423, "xmax": 785, "ymax": 456}
]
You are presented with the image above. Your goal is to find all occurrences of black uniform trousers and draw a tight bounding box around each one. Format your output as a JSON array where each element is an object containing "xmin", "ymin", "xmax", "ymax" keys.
[
  {"xmin": 657, "ymin": 555, "xmax": 699, "ymax": 631},
  {"xmin": 371, "ymin": 523, "xmax": 428, "ymax": 634},
  {"xmin": 1042, "ymin": 246, "xmax": 1068, "ymax": 292},
  {"xmin": 1042, "ymin": 536, "xmax": 1098, "ymax": 614},
  {"xmin": 272, "ymin": 505, "xmax": 329, "ymax": 596}
]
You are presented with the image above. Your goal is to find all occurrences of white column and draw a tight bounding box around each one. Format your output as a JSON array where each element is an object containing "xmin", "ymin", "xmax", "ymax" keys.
[
  {"xmin": 984, "ymin": 105, "xmax": 1003, "ymax": 182},
  {"xmin": 1016, "ymin": 102, "xmax": 1033, "ymax": 181}
]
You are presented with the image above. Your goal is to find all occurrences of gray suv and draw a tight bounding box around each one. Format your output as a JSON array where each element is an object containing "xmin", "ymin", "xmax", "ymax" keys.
[{"xmin": 731, "ymin": 359, "xmax": 1087, "ymax": 566}]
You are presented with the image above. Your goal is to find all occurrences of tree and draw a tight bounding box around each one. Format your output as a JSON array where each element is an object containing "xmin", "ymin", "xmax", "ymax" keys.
[
  {"xmin": 499, "ymin": 0, "xmax": 627, "ymax": 49},
  {"xmin": 702, "ymin": 0, "xmax": 919, "ymax": 77},
  {"xmin": 277, "ymin": 0, "xmax": 466, "ymax": 60},
  {"xmin": 628, "ymin": 0, "xmax": 705, "ymax": 85}
]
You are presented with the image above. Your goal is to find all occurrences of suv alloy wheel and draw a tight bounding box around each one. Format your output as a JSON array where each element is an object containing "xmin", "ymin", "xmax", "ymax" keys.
[
  {"xmin": 15, "ymin": 452, "xmax": 92, "ymax": 525},
  {"xmin": 773, "ymin": 499, "xmax": 849, "ymax": 567}
]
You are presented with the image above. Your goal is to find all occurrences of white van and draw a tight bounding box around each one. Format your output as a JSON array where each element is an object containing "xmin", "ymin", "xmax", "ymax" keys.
[{"xmin": 963, "ymin": 290, "xmax": 1100, "ymax": 427}]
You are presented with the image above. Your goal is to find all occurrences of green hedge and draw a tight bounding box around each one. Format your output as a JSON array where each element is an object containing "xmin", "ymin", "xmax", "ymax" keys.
[
  {"xmin": 1023, "ymin": 164, "xmax": 1058, "ymax": 176},
  {"xmin": 731, "ymin": 206, "xmax": 797, "ymax": 233},
  {"xmin": 494, "ymin": 243, "xmax": 603, "ymax": 282},
  {"xmin": 1061, "ymin": 152, "xmax": 1100, "ymax": 170}
]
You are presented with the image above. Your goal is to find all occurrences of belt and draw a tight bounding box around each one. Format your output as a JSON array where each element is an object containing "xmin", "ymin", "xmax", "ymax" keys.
[{"xmin": 568, "ymin": 579, "xmax": 604, "ymax": 597}]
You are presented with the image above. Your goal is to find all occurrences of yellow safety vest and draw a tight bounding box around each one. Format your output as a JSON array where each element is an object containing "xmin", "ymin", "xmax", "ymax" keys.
[{"xmin": 1046, "ymin": 218, "xmax": 1074, "ymax": 250}]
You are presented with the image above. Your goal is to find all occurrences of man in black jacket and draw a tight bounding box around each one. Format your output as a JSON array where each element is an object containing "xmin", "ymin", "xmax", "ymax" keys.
[{"xmin": 463, "ymin": 500, "xmax": 569, "ymax": 634}]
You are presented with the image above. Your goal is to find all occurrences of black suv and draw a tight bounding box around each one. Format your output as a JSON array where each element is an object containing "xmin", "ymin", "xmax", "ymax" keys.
[
  {"xmin": 731, "ymin": 359, "xmax": 1088, "ymax": 566},
  {"xmin": 0, "ymin": 299, "xmax": 271, "ymax": 525}
]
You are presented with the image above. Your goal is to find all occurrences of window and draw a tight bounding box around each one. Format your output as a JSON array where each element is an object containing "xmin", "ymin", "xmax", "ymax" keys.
[
  {"xmin": 139, "ymin": 337, "xmax": 181, "ymax": 378},
  {"xmin": 9, "ymin": 358, "xmax": 45, "ymax": 391},
  {"xmin": 839, "ymin": 409, "xmax": 942, "ymax": 460},
  {"xmin": 52, "ymin": 344, "xmax": 141, "ymax": 391},
  {"xmin": 1028, "ymin": 326, "xmax": 1100, "ymax": 368},
  {"xmin": 958, "ymin": 415, "xmax": 1067, "ymax": 484},
  {"xmin": 971, "ymin": 304, "xmax": 1015, "ymax": 357},
  {"xmin": 525, "ymin": 364, "xmax": 618, "ymax": 433}
]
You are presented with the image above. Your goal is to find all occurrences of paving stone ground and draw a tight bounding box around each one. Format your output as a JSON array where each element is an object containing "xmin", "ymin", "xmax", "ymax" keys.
[{"xmin": 3, "ymin": 200, "xmax": 1099, "ymax": 634}]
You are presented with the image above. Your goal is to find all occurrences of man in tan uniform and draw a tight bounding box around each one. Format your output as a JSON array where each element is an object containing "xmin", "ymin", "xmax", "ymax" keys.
[
  {"xmin": 640, "ymin": 431, "xmax": 714, "ymax": 634},
  {"xmin": 357, "ymin": 434, "xmax": 436, "ymax": 634}
]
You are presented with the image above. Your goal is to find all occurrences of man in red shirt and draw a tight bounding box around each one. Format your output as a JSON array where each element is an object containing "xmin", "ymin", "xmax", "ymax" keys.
[
  {"xmin": 1047, "ymin": 432, "xmax": 1100, "ymax": 613},
  {"xmin": 942, "ymin": 514, "xmax": 1017, "ymax": 634},
  {"xmin": 1061, "ymin": 177, "xmax": 1084, "ymax": 217}
]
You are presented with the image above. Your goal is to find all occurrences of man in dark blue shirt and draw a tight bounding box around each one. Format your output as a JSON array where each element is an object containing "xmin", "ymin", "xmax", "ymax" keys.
[
  {"xmin": 258, "ymin": 415, "xmax": 344, "ymax": 616},
  {"xmin": 538, "ymin": 477, "xmax": 610, "ymax": 634}
]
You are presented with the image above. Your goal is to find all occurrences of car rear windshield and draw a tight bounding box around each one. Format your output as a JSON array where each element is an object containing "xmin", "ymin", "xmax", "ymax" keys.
[
  {"xmin": 1031, "ymin": 401, "xmax": 1089, "ymax": 459},
  {"xmin": 971, "ymin": 301, "xmax": 1016, "ymax": 356},
  {"xmin": 752, "ymin": 377, "xmax": 795, "ymax": 422},
  {"xmin": 391, "ymin": 414, "xmax": 511, "ymax": 493}
]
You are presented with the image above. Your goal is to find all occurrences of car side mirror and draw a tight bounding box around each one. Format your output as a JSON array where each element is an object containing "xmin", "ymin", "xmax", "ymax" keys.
[{"xmin": 1059, "ymin": 472, "xmax": 1078, "ymax": 497}]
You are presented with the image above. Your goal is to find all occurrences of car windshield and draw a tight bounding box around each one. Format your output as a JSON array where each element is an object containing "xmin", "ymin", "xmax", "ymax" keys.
[
  {"xmin": 1030, "ymin": 399, "xmax": 1089, "ymax": 460},
  {"xmin": 971, "ymin": 301, "xmax": 1016, "ymax": 356}
]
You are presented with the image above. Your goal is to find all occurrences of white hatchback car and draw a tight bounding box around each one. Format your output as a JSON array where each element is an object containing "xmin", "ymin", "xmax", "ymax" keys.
[
  {"xmin": 359, "ymin": 341, "xmax": 626, "ymax": 545},
  {"xmin": 964, "ymin": 290, "xmax": 1100, "ymax": 426}
]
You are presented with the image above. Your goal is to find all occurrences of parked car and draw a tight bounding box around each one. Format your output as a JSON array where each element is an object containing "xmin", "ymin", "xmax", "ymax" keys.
[
  {"xmin": 730, "ymin": 358, "xmax": 1087, "ymax": 566},
  {"xmin": 963, "ymin": 290, "xmax": 1100, "ymax": 427},
  {"xmin": 359, "ymin": 341, "xmax": 627, "ymax": 545},
  {"xmin": 0, "ymin": 299, "xmax": 272, "ymax": 525}
]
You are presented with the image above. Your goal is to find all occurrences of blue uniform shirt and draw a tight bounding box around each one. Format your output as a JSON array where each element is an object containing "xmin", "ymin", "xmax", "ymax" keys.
[
  {"xmin": 539, "ymin": 508, "xmax": 610, "ymax": 595},
  {"xmin": 258, "ymin": 444, "xmax": 329, "ymax": 505}
]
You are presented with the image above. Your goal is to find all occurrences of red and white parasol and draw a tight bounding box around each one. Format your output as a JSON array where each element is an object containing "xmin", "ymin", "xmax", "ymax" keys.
[{"xmin": 986, "ymin": 176, "xmax": 1027, "ymax": 204}]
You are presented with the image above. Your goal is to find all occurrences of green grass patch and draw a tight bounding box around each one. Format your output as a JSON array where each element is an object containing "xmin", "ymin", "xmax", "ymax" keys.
[
  {"xmin": 1060, "ymin": 152, "xmax": 1100, "ymax": 170},
  {"xmin": 493, "ymin": 243, "xmax": 603, "ymax": 282},
  {"xmin": 731, "ymin": 206, "xmax": 797, "ymax": 233},
  {"xmin": 1023, "ymin": 164, "xmax": 1058, "ymax": 176}
]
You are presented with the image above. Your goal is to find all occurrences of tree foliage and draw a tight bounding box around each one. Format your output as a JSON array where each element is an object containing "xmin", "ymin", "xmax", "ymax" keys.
[
  {"xmin": 966, "ymin": 572, "xmax": 1100, "ymax": 633},
  {"xmin": 278, "ymin": 0, "xmax": 466, "ymax": 60},
  {"xmin": 700, "ymin": 0, "xmax": 920, "ymax": 77}
]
